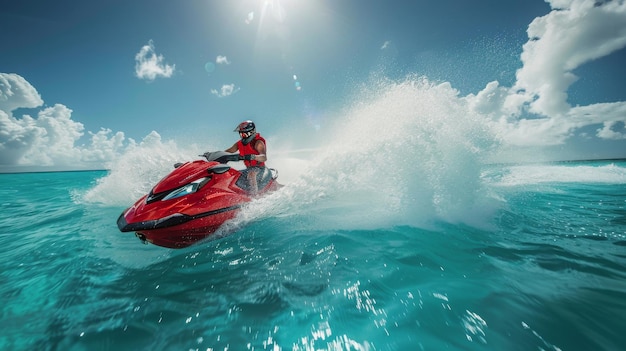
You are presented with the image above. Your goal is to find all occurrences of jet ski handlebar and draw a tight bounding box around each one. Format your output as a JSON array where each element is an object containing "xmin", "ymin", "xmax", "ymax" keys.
[{"xmin": 200, "ymin": 151, "xmax": 250, "ymax": 163}]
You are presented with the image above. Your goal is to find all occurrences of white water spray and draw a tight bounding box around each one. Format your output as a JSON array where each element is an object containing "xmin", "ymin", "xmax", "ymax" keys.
[
  {"xmin": 84, "ymin": 76, "xmax": 503, "ymax": 230},
  {"xmin": 245, "ymin": 76, "xmax": 501, "ymax": 229},
  {"xmin": 81, "ymin": 132, "xmax": 205, "ymax": 206}
]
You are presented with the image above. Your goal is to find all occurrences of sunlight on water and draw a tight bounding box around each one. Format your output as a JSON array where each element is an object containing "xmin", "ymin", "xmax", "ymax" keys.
[{"xmin": 489, "ymin": 163, "xmax": 626, "ymax": 186}]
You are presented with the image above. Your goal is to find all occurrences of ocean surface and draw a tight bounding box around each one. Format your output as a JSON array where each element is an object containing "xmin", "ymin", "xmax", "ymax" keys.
[
  {"xmin": 2, "ymin": 79, "xmax": 626, "ymax": 351},
  {"xmin": 1, "ymin": 159, "xmax": 625, "ymax": 351}
]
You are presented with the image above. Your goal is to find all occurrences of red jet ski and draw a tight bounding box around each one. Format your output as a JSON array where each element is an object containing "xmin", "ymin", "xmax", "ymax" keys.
[{"xmin": 117, "ymin": 151, "xmax": 280, "ymax": 248}]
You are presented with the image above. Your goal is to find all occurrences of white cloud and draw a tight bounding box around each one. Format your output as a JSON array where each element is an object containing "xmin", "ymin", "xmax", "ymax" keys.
[
  {"xmin": 466, "ymin": 0, "xmax": 626, "ymax": 146},
  {"xmin": 492, "ymin": 116, "xmax": 576, "ymax": 146},
  {"xmin": 216, "ymin": 55, "xmax": 231, "ymax": 65},
  {"xmin": 0, "ymin": 110, "xmax": 43, "ymax": 165},
  {"xmin": 466, "ymin": 81, "xmax": 509, "ymax": 117},
  {"xmin": 514, "ymin": 0, "xmax": 626, "ymax": 117},
  {"xmin": 80, "ymin": 128, "xmax": 135, "ymax": 164},
  {"xmin": 0, "ymin": 73, "xmax": 43, "ymax": 113},
  {"xmin": 0, "ymin": 73, "xmax": 138, "ymax": 170},
  {"xmin": 134, "ymin": 40, "xmax": 176, "ymax": 81},
  {"xmin": 597, "ymin": 121, "xmax": 626, "ymax": 140},
  {"xmin": 20, "ymin": 104, "xmax": 85, "ymax": 165},
  {"xmin": 569, "ymin": 101, "xmax": 626, "ymax": 140},
  {"xmin": 210, "ymin": 84, "xmax": 240, "ymax": 98}
]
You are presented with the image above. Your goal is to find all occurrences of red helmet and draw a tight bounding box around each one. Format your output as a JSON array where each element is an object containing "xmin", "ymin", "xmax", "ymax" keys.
[
  {"xmin": 234, "ymin": 120, "xmax": 256, "ymax": 144},
  {"xmin": 234, "ymin": 120, "xmax": 255, "ymax": 133}
]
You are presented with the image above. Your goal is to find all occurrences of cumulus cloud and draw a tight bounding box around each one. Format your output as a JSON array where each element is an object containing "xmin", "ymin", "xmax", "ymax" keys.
[
  {"xmin": 0, "ymin": 73, "xmax": 43, "ymax": 113},
  {"xmin": 135, "ymin": 40, "xmax": 176, "ymax": 81},
  {"xmin": 597, "ymin": 121, "xmax": 626, "ymax": 140},
  {"xmin": 466, "ymin": 0, "xmax": 626, "ymax": 146},
  {"xmin": 0, "ymin": 73, "xmax": 137, "ymax": 170},
  {"xmin": 210, "ymin": 84, "xmax": 240, "ymax": 98},
  {"xmin": 216, "ymin": 55, "xmax": 231, "ymax": 65}
]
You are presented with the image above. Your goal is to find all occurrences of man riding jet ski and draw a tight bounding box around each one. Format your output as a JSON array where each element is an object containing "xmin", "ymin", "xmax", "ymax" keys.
[
  {"xmin": 116, "ymin": 121, "xmax": 280, "ymax": 248},
  {"xmin": 225, "ymin": 120, "xmax": 268, "ymax": 195}
]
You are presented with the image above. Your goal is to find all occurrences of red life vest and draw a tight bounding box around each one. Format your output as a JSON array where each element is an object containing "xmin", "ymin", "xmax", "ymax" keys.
[{"xmin": 237, "ymin": 133, "xmax": 266, "ymax": 167}]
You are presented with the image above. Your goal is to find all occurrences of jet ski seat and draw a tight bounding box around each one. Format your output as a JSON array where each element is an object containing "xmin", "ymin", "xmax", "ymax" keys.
[{"xmin": 236, "ymin": 167, "xmax": 274, "ymax": 193}]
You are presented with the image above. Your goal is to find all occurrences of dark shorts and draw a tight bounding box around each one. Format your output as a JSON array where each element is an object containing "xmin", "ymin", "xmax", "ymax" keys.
[{"xmin": 236, "ymin": 167, "xmax": 273, "ymax": 192}]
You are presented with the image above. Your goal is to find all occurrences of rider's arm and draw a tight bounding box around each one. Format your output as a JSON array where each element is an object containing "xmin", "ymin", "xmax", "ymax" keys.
[
  {"xmin": 253, "ymin": 140, "xmax": 267, "ymax": 163},
  {"xmin": 225, "ymin": 143, "xmax": 238, "ymax": 153}
]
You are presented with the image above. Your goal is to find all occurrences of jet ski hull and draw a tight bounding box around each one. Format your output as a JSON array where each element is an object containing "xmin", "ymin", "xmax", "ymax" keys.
[
  {"xmin": 117, "ymin": 203, "xmax": 242, "ymax": 248},
  {"xmin": 116, "ymin": 154, "xmax": 280, "ymax": 248}
]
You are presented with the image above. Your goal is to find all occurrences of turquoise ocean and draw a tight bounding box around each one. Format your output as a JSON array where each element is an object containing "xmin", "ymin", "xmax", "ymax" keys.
[{"xmin": 2, "ymin": 81, "xmax": 626, "ymax": 350}]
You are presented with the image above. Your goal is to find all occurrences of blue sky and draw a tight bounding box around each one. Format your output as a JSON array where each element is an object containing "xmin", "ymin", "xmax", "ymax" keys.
[{"xmin": 1, "ymin": 0, "xmax": 626, "ymax": 171}]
